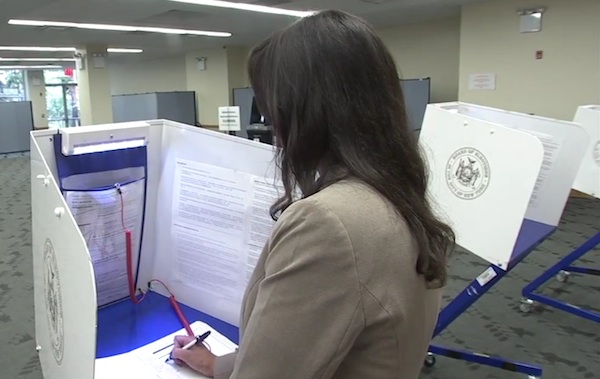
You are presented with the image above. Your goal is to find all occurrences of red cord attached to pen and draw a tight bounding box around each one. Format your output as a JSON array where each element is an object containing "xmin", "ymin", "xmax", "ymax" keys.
[
  {"xmin": 118, "ymin": 185, "xmax": 193, "ymax": 336},
  {"xmin": 118, "ymin": 185, "xmax": 145, "ymax": 304}
]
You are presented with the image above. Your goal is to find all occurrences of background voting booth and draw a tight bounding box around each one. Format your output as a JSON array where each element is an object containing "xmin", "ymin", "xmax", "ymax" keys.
[
  {"xmin": 399, "ymin": 77, "xmax": 430, "ymax": 138},
  {"xmin": 521, "ymin": 105, "xmax": 600, "ymax": 324},
  {"xmin": 30, "ymin": 120, "xmax": 281, "ymax": 379},
  {"xmin": 112, "ymin": 91, "xmax": 198, "ymax": 126},
  {"xmin": 0, "ymin": 100, "xmax": 34, "ymax": 155},
  {"xmin": 419, "ymin": 102, "xmax": 587, "ymax": 378}
]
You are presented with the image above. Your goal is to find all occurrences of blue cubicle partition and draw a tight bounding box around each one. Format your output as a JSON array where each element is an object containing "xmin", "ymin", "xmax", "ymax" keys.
[{"xmin": 0, "ymin": 101, "xmax": 34, "ymax": 154}]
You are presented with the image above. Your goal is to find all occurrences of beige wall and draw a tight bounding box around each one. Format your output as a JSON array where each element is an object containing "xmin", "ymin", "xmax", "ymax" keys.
[
  {"xmin": 185, "ymin": 47, "xmax": 230, "ymax": 126},
  {"xmin": 379, "ymin": 17, "xmax": 461, "ymax": 103},
  {"xmin": 78, "ymin": 52, "xmax": 113, "ymax": 125},
  {"xmin": 459, "ymin": 0, "xmax": 600, "ymax": 120},
  {"xmin": 110, "ymin": 56, "xmax": 187, "ymax": 95},
  {"xmin": 227, "ymin": 46, "xmax": 251, "ymax": 103}
]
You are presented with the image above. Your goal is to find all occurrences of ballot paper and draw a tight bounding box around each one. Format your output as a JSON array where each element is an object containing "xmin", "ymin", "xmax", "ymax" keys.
[
  {"xmin": 65, "ymin": 179, "xmax": 145, "ymax": 306},
  {"xmin": 171, "ymin": 160, "xmax": 281, "ymax": 319},
  {"xmin": 95, "ymin": 321, "xmax": 237, "ymax": 379}
]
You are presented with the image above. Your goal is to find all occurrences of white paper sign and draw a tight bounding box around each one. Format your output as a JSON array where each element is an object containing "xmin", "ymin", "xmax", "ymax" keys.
[
  {"xmin": 218, "ymin": 106, "xmax": 241, "ymax": 132},
  {"xmin": 468, "ymin": 73, "xmax": 496, "ymax": 90}
]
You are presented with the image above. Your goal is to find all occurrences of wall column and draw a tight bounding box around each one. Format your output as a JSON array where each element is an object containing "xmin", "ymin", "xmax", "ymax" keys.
[
  {"xmin": 25, "ymin": 70, "xmax": 48, "ymax": 129},
  {"xmin": 77, "ymin": 44, "xmax": 113, "ymax": 125}
]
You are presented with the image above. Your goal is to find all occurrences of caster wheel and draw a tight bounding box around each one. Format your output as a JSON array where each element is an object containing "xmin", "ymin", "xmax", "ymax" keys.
[
  {"xmin": 556, "ymin": 270, "xmax": 571, "ymax": 283},
  {"xmin": 424, "ymin": 353, "xmax": 436, "ymax": 368},
  {"xmin": 519, "ymin": 298, "xmax": 533, "ymax": 313}
]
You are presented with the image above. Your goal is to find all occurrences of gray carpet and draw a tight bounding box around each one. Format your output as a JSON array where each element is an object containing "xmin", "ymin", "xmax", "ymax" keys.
[{"xmin": 0, "ymin": 155, "xmax": 598, "ymax": 379}]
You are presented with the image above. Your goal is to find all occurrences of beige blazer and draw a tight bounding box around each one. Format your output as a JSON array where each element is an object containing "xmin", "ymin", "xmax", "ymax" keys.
[{"xmin": 214, "ymin": 179, "xmax": 442, "ymax": 379}]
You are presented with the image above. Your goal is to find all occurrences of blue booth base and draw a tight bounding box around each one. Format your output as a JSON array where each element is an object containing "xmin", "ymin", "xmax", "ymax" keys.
[
  {"xmin": 521, "ymin": 231, "xmax": 600, "ymax": 324},
  {"xmin": 97, "ymin": 291, "xmax": 239, "ymax": 358},
  {"xmin": 428, "ymin": 219, "xmax": 555, "ymax": 378}
]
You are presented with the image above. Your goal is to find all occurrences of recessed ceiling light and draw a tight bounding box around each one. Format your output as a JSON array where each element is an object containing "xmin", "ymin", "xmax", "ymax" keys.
[
  {"xmin": 168, "ymin": 0, "xmax": 315, "ymax": 17},
  {"xmin": 8, "ymin": 19, "xmax": 232, "ymax": 37},
  {"xmin": 0, "ymin": 57, "xmax": 75, "ymax": 61},
  {"xmin": 0, "ymin": 46, "xmax": 142, "ymax": 53}
]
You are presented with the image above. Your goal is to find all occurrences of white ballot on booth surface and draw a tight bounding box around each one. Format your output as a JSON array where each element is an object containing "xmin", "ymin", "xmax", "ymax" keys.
[
  {"xmin": 65, "ymin": 179, "xmax": 145, "ymax": 306},
  {"xmin": 95, "ymin": 321, "xmax": 237, "ymax": 379}
]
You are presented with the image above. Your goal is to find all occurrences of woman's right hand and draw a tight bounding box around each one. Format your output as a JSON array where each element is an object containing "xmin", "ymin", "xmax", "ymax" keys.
[{"xmin": 171, "ymin": 335, "xmax": 217, "ymax": 377}]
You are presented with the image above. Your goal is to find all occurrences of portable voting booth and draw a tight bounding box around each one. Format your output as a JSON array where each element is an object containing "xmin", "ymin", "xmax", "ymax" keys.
[
  {"xmin": 30, "ymin": 120, "xmax": 280, "ymax": 379},
  {"xmin": 31, "ymin": 105, "xmax": 588, "ymax": 379},
  {"xmin": 521, "ymin": 105, "xmax": 600, "ymax": 324},
  {"xmin": 419, "ymin": 102, "xmax": 587, "ymax": 378}
]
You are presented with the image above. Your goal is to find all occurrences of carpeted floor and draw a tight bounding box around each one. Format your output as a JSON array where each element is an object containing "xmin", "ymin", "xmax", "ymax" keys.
[{"xmin": 0, "ymin": 155, "xmax": 599, "ymax": 379}]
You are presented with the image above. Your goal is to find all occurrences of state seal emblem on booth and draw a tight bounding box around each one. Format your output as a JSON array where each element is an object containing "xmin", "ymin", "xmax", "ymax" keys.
[
  {"xmin": 446, "ymin": 147, "xmax": 491, "ymax": 200},
  {"xmin": 43, "ymin": 238, "xmax": 65, "ymax": 365}
]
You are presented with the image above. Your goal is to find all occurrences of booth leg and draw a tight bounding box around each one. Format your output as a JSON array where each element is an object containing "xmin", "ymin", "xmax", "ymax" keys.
[
  {"xmin": 427, "ymin": 345, "xmax": 543, "ymax": 378},
  {"xmin": 521, "ymin": 232, "xmax": 600, "ymax": 323},
  {"xmin": 428, "ymin": 264, "xmax": 543, "ymax": 376}
]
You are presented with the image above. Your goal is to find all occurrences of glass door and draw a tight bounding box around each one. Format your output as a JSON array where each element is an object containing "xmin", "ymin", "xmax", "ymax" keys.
[
  {"xmin": 46, "ymin": 84, "xmax": 80, "ymax": 128},
  {"xmin": 65, "ymin": 85, "xmax": 80, "ymax": 127}
]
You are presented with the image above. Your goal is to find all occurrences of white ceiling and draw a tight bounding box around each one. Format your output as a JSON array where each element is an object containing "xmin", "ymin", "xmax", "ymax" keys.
[{"xmin": 0, "ymin": 0, "xmax": 485, "ymax": 66}]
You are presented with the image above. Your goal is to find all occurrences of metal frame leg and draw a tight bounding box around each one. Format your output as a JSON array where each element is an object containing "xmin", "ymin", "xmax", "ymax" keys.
[
  {"xmin": 521, "ymin": 232, "xmax": 600, "ymax": 323},
  {"xmin": 428, "ymin": 345, "xmax": 542, "ymax": 378},
  {"xmin": 428, "ymin": 264, "xmax": 544, "ymax": 377}
]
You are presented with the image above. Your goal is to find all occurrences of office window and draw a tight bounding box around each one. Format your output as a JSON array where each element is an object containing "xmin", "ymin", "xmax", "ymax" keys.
[
  {"xmin": 45, "ymin": 68, "xmax": 80, "ymax": 128},
  {"xmin": 0, "ymin": 69, "xmax": 26, "ymax": 102}
]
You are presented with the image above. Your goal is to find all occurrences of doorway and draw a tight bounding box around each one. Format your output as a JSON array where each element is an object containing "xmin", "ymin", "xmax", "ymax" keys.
[{"xmin": 46, "ymin": 83, "xmax": 80, "ymax": 128}]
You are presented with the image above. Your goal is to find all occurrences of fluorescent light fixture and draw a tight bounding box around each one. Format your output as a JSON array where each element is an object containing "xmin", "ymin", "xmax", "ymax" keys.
[
  {"xmin": 168, "ymin": 0, "xmax": 315, "ymax": 17},
  {"xmin": 0, "ymin": 65, "xmax": 61, "ymax": 69},
  {"xmin": 107, "ymin": 48, "xmax": 143, "ymax": 53},
  {"xmin": 0, "ymin": 46, "xmax": 142, "ymax": 53},
  {"xmin": 0, "ymin": 46, "xmax": 75, "ymax": 52},
  {"xmin": 61, "ymin": 121, "xmax": 150, "ymax": 156},
  {"xmin": 72, "ymin": 138, "xmax": 146, "ymax": 155},
  {"xmin": 0, "ymin": 57, "xmax": 75, "ymax": 62},
  {"xmin": 9, "ymin": 19, "xmax": 231, "ymax": 37}
]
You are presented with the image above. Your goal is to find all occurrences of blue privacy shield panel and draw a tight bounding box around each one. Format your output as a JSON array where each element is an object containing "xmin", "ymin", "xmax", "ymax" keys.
[
  {"xmin": 96, "ymin": 292, "xmax": 239, "ymax": 358},
  {"xmin": 52, "ymin": 133, "xmax": 149, "ymax": 306}
]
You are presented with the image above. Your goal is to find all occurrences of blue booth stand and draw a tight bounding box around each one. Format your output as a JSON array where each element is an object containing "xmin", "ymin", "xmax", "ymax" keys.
[{"xmin": 520, "ymin": 105, "xmax": 600, "ymax": 324}]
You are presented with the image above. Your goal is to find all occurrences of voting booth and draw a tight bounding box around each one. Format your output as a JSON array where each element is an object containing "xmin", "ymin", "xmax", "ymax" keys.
[
  {"xmin": 31, "ymin": 120, "xmax": 280, "ymax": 378},
  {"xmin": 31, "ymin": 102, "xmax": 588, "ymax": 379},
  {"xmin": 521, "ymin": 105, "xmax": 600, "ymax": 324},
  {"xmin": 419, "ymin": 102, "xmax": 587, "ymax": 377}
]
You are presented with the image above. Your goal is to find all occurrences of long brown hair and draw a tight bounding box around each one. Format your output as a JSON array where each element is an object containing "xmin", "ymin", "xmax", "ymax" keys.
[{"xmin": 248, "ymin": 10, "xmax": 455, "ymax": 285}]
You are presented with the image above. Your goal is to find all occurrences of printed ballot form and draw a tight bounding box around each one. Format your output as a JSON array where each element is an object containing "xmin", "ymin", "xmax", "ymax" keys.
[
  {"xmin": 170, "ymin": 160, "xmax": 281, "ymax": 319},
  {"xmin": 66, "ymin": 180, "xmax": 145, "ymax": 306},
  {"xmin": 95, "ymin": 321, "xmax": 237, "ymax": 379},
  {"xmin": 420, "ymin": 102, "xmax": 587, "ymax": 269}
]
